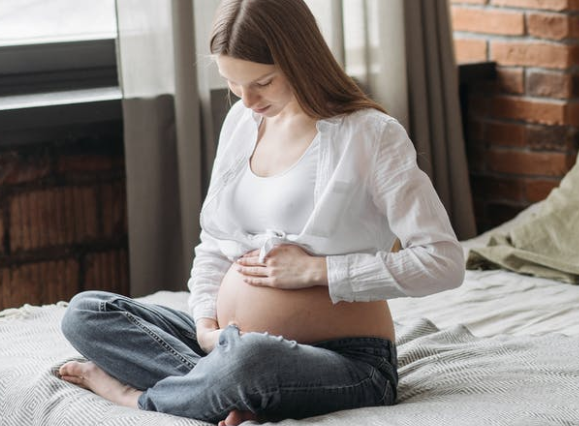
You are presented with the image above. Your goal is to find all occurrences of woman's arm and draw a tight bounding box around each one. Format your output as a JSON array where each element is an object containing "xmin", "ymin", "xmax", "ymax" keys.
[
  {"xmin": 187, "ymin": 102, "xmax": 248, "ymax": 323},
  {"xmin": 187, "ymin": 229, "xmax": 232, "ymax": 323},
  {"xmin": 188, "ymin": 229, "xmax": 233, "ymax": 353},
  {"xmin": 195, "ymin": 317, "xmax": 223, "ymax": 353},
  {"xmin": 326, "ymin": 119, "xmax": 465, "ymax": 302}
]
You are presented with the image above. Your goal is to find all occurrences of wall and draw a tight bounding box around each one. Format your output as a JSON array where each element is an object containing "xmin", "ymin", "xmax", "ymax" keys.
[
  {"xmin": 0, "ymin": 119, "xmax": 129, "ymax": 310},
  {"xmin": 450, "ymin": 0, "xmax": 579, "ymax": 231}
]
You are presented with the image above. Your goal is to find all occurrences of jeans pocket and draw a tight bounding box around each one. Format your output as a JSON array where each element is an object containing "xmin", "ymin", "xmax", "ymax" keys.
[{"xmin": 370, "ymin": 359, "xmax": 397, "ymax": 405}]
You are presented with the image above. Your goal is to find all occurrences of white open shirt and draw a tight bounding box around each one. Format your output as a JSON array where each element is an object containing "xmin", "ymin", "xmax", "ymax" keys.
[{"xmin": 188, "ymin": 101, "xmax": 465, "ymax": 323}]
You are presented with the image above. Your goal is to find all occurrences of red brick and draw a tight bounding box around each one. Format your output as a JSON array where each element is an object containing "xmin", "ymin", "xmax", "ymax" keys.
[
  {"xmin": 0, "ymin": 268, "xmax": 8, "ymax": 309},
  {"xmin": 471, "ymin": 175, "xmax": 525, "ymax": 201},
  {"xmin": 0, "ymin": 152, "xmax": 51, "ymax": 185},
  {"xmin": 525, "ymin": 178, "xmax": 561, "ymax": 202},
  {"xmin": 491, "ymin": 0, "xmax": 575, "ymax": 11},
  {"xmin": 527, "ymin": 70, "xmax": 573, "ymax": 99},
  {"xmin": 472, "ymin": 196, "xmax": 487, "ymax": 223},
  {"xmin": 9, "ymin": 193, "xmax": 25, "ymax": 252},
  {"xmin": 76, "ymin": 186, "xmax": 98, "ymax": 244},
  {"xmin": 487, "ymin": 121, "xmax": 527, "ymax": 146},
  {"xmin": 491, "ymin": 41, "xmax": 575, "ymax": 69},
  {"xmin": 569, "ymin": 102, "xmax": 579, "ymax": 126},
  {"xmin": 497, "ymin": 67, "xmax": 525, "ymax": 94},
  {"xmin": 491, "ymin": 96, "xmax": 567, "ymax": 125},
  {"xmin": 567, "ymin": 152, "xmax": 578, "ymax": 169},
  {"xmin": 9, "ymin": 186, "xmax": 98, "ymax": 251},
  {"xmin": 0, "ymin": 260, "xmax": 79, "ymax": 308},
  {"xmin": 57, "ymin": 154, "xmax": 115, "ymax": 174},
  {"xmin": 573, "ymin": 74, "xmax": 579, "ymax": 97},
  {"xmin": 487, "ymin": 202, "xmax": 527, "ymax": 229},
  {"xmin": 0, "ymin": 212, "xmax": 4, "ymax": 255},
  {"xmin": 469, "ymin": 96, "xmax": 492, "ymax": 117},
  {"xmin": 451, "ymin": 7, "xmax": 525, "ymax": 35},
  {"xmin": 466, "ymin": 143, "xmax": 487, "ymax": 172},
  {"xmin": 527, "ymin": 12, "xmax": 578, "ymax": 40},
  {"xmin": 84, "ymin": 250, "xmax": 129, "ymax": 294},
  {"xmin": 468, "ymin": 119, "xmax": 486, "ymax": 142},
  {"xmin": 454, "ymin": 38, "xmax": 488, "ymax": 63},
  {"xmin": 101, "ymin": 182, "xmax": 128, "ymax": 238},
  {"xmin": 526, "ymin": 124, "xmax": 574, "ymax": 151},
  {"xmin": 571, "ymin": 128, "xmax": 579, "ymax": 150},
  {"xmin": 572, "ymin": 16, "xmax": 579, "ymax": 37},
  {"xmin": 487, "ymin": 149, "xmax": 569, "ymax": 176}
]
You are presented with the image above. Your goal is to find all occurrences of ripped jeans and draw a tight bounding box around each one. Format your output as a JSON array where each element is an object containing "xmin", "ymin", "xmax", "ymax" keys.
[{"xmin": 61, "ymin": 291, "xmax": 398, "ymax": 423}]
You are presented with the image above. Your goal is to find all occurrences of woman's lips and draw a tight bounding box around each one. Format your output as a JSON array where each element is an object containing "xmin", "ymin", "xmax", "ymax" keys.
[{"xmin": 253, "ymin": 106, "xmax": 270, "ymax": 114}]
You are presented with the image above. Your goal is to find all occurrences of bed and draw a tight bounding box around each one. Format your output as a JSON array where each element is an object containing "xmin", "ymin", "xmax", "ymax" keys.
[{"xmin": 2, "ymin": 174, "xmax": 579, "ymax": 425}]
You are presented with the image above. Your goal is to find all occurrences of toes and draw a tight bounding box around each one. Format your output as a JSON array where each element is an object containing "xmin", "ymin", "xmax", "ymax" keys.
[
  {"xmin": 60, "ymin": 375, "xmax": 89, "ymax": 388},
  {"xmin": 222, "ymin": 410, "xmax": 258, "ymax": 426},
  {"xmin": 222, "ymin": 411, "xmax": 239, "ymax": 426},
  {"xmin": 58, "ymin": 361, "xmax": 95, "ymax": 382},
  {"xmin": 59, "ymin": 361, "xmax": 92, "ymax": 390},
  {"xmin": 59, "ymin": 361, "xmax": 83, "ymax": 378}
]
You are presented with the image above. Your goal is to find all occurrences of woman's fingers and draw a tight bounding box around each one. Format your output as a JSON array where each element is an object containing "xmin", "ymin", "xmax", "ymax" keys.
[
  {"xmin": 242, "ymin": 276, "xmax": 272, "ymax": 287},
  {"xmin": 236, "ymin": 256, "xmax": 265, "ymax": 266},
  {"xmin": 235, "ymin": 264, "xmax": 269, "ymax": 277},
  {"xmin": 240, "ymin": 249, "xmax": 260, "ymax": 258}
]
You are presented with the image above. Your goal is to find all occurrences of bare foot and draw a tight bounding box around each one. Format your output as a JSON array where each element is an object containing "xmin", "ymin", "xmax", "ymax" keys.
[
  {"xmin": 218, "ymin": 409, "xmax": 259, "ymax": 426},
  {"xmin": 59, "ymin": 361, "xmax": 142, "ymax": 408}
]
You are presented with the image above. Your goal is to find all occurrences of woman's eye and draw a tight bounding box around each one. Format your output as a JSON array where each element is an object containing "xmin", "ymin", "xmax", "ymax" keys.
[{"xmin": 255, "ymin": 81, "xmax": 272, "ymax": 88}]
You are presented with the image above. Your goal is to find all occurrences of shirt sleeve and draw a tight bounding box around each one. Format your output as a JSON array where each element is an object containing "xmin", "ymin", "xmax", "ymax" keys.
[
  {"xmin": 186, "ymin": 102, "xmax": 248, "ymax": 323},
  {"xmin": 187, "ymin": 229, "xmax": 232, "ymax": 323},
  {"xmin": 326, "ymin": 118, "xmax": 465, "ymax": 302}
]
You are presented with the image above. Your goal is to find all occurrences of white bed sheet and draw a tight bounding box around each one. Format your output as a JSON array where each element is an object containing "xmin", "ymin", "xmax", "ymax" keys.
[{"xmin": 3, "ymin": 202, "xmax": 579, "ymax": 425}]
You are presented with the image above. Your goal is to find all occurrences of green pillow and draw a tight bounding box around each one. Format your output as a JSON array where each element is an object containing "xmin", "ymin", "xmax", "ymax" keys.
[{"xmin": 466, "ymin": 154, "xmax": 579, "ymax": 283}]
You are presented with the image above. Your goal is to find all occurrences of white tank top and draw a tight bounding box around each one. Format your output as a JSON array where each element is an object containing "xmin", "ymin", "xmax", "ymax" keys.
[{"xmin": 228, "ymin": 136, "xmax": 319, "ymax": 236}]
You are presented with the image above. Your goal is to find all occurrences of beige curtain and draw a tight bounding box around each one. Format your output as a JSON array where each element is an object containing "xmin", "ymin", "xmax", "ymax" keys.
[
  {"xmin": 403, "ymin": 0, "xmax": 476, "ymax": 239},
  {"xmin": 116, "ymin": 0, "xmax": 206, "ymax": 296},
  {"xmin": 320, "ymin": 0, "xmax": 477, "ymax": 239}
]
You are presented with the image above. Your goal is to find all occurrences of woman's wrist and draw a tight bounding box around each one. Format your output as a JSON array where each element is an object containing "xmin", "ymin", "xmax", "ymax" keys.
[
  {"xmin": 196, "ymin": 318, "xmax": 221, "ymax": 353},
  {"xmin": 196, "ymin": 317, "xmax": 219, "ymax": 333},
  {"xmin": 309, "ymin": 256, "xmax": 328, "ymax": 287}
]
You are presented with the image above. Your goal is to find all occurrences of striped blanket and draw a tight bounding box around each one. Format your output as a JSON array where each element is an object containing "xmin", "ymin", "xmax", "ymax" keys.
[{"xmin": 2, "ymin": 299, "xmax": 579, "ymax": 426}]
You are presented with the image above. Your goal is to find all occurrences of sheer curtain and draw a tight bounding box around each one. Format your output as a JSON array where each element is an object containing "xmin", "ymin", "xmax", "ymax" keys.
[{"xmin": 116, "ymin": 0, "xmax": 205, "ymax": 296}]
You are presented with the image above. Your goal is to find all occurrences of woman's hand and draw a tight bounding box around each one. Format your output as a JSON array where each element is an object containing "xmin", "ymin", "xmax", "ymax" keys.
[
  {"xmin": 235, "ymin": 244, "xmax": 328, "ymax": 290},
  {"xmin": 196, "ymin": 318, "xmax": 222, "ymax": 353}
]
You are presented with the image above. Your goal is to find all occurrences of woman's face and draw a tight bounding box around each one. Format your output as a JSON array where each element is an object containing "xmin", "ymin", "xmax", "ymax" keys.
[{"xmin": 216, "ymin": 55, "xmax": 298, "ymax": 117}]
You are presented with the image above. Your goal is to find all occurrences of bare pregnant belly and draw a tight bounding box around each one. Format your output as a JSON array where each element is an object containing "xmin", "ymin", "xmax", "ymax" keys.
[{"xmin": 216, "ymin": 264, "xmax": 395, "ymax": 344}]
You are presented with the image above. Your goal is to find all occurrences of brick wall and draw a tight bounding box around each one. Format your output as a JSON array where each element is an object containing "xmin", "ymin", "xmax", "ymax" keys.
[
  {"xmin": 0, "ymin": 125, "xmax": 129, "ymax": 310},
  {"xmin": 450, "ymin": 0, "xmax": 579, "ymax": 231}
]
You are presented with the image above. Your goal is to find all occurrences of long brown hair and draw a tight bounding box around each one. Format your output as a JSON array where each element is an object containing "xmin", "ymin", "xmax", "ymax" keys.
[{"xmin": 210, "ymin": 0, "xmax": 387, "ymax": 119}]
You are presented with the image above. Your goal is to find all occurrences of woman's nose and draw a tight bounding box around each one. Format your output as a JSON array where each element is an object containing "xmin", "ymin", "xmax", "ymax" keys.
[{"xmin": 240, "ymin": 88, "xmax": 259, "ymax": 108}]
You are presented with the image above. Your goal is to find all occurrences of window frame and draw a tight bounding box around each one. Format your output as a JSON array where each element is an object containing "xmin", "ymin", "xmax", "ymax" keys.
[
  {"xmin": 0, "ymin": 38, "xmax": 118, "ymax": 97},
  {"xmin": 0, "ymin": 37, "xmax": 122, "ymax": 148}
]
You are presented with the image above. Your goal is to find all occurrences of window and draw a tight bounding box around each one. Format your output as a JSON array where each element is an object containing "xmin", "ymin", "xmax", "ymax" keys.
[
  {"xmin": 0, "ymin": 0, "xmax": 121, "ymax": 128},
  {"xmin": 0, "ymin": 0, "xmax": 117, "ymax": 46},
  {"xmin": 0, "ymin": 0, "xmax": 119, "ymax": 101}
]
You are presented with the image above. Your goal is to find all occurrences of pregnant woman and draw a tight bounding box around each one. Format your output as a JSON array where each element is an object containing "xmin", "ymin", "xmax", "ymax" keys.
[{"xmin": 59, "ymin": 0, "xmax": 465, "ymax": 425}]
